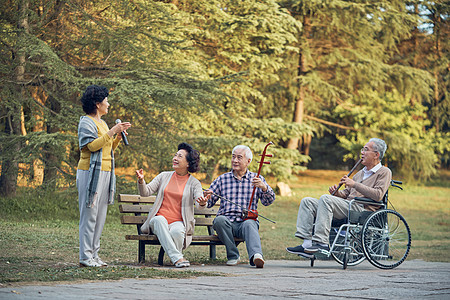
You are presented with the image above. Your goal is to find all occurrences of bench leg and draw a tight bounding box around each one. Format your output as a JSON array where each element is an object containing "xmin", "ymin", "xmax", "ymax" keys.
[
  {"xmin": 209, "ymin": 244, "xmax": 216, "ymax": 260},
  {"xmin": 138, "ymin": 240, "xmax": 145, "ymax": 263},
  {"xmin": 158, "ymin": 247, "xmax": 165, "ymax": 266}
]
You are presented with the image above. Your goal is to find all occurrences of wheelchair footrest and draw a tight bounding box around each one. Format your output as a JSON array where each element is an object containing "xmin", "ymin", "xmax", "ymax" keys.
[
  {"xmin": 313, "ymin": 252, "xmax": 332, "ymax": 260},
  {"xmin": 318, "ymin": 249, "xmax": 330, "ymax": 256}
]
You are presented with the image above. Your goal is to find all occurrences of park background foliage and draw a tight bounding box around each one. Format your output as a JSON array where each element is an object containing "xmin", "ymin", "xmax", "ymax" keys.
[{"xmin": 0, "ymin": 0, "xmax": 449, "ymax": 197}]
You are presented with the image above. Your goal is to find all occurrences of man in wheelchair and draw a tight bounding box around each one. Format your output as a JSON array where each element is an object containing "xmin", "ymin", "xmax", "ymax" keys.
[{"xmin": 286, "ymin": 138, "xmax": 392, "ymax": 259}]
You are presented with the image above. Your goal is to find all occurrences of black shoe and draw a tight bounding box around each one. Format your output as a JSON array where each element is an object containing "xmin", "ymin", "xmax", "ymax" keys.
[
  {"xmin": 304, "ymin": 243, "xmax": 330, "ymax": 254},
  {"xmin": 286, "ymin": 245, "xmax": 314, "ymax": 259}
]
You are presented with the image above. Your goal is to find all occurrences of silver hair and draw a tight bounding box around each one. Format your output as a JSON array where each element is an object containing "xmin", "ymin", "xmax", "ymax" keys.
[
  {"xmin": 369, "ymin": 138, "xmax": 387, "ymax": 160},
  {"xmin": 232, "ymin": 145, "xmax": 253, "ymax": 162}
]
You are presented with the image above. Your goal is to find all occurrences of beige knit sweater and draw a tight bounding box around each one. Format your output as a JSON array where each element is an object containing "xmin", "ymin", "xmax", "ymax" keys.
[
  {"xmin": 138, "ymin": 171, "xmax": 203, "ymax": 249},
  {"xmin": 337, "ymin": 166, "xmax": 392, "ymax": 211}
]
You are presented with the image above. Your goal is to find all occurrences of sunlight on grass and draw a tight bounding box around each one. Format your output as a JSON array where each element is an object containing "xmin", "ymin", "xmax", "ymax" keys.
[{"xmin": 0, "ymin": 170, "xmax": 448, "ymax": 283}]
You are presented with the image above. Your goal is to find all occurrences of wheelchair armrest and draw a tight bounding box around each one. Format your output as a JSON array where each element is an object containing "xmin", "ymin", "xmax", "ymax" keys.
[{"xmin": 353, "ymin": 197, "xmax": 384, "ymax": 206}]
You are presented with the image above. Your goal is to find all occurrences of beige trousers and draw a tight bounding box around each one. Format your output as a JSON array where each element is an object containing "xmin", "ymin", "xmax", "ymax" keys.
[{"xmin": 295, "ymin": 194, "xmax": 365, "ymax": 244}]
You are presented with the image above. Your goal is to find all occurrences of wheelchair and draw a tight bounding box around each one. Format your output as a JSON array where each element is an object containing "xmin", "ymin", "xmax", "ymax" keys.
[{"xmin": 309, "ymin": 180, "xmax": 411, "ymax": 269}]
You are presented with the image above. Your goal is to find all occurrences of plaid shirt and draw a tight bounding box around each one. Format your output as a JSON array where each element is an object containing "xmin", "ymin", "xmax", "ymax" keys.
[{"xmin": 207, "ymin": 170, "xmax": 275, "ymax": 222}]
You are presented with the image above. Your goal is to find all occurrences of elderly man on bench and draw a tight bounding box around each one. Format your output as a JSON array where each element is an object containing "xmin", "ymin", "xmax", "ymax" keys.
[{"xmin": 200, "ymin": 145, "xmax": 276, "ymax": 268}]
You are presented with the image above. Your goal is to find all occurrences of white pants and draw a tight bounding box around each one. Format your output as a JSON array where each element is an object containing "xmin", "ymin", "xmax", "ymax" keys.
[
  {"xmin": 77, "ymin": 169, "xmax": 110, "ymax": 261},
  {"xmin": 149, "ymin": 215, "xmax": 185, "ymax": 264},
  {"xmin": 295, "ymin": 194, "xmax": 365, "ymax": 244}
]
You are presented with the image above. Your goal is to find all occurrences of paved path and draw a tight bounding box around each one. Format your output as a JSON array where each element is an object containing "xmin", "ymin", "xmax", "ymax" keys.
[{"xmin": 1, "ymin": 259, "xmax": 449, "ymax": 299}]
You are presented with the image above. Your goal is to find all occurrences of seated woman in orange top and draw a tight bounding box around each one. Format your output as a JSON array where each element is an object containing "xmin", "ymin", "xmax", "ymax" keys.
[{"xmin": 135, "ymin": 142, "xmax": 207, "ymax": 268}]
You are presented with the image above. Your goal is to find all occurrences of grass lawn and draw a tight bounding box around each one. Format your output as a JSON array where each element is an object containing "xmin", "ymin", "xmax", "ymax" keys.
[{"xmin": 0, "ymin": 169, "xmax": 448, "ymax": 284}]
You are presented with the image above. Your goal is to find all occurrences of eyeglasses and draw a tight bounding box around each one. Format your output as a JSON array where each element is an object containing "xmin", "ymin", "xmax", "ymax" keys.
[
  {"xmin": 232, "ymin": 154, "xmax": 245, "ymax": 161},
  {"xmin": 361, "ymin": 147, "xmax": 376, "ymax": 153}
]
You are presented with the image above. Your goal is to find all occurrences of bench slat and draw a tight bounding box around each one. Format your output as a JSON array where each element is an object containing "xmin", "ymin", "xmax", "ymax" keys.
[
  {"xmin": 119, "ymin": 194, "xmax": 220, "ymax": 206},
  {"xmin": 125, "ymin": 235, "xmax": 244, "ymax": 242},
  {"xmin": 119, "ymin": 194, "xmax": 156, "ymax": 204},
  {"xmin": 119, "ymin": 204, "xmax": 217, "ymax": 216},
  {"xmin": 121, "ymin": 215, "xmax": 147, "ymax": 224},
  {"xmin": 194, "ymin": 218, "xmax": 215, "ymax": 226},
  {"xmin": 121, "ymin": 215, "xmax": 215, "ymax": 226},
  {"xmin": 126, "ymin": 234, "xmax": 159, "ymax": 241},
  {"xmin": 119, "ymin": 204, "xmax": 152, "ymax": 213}
]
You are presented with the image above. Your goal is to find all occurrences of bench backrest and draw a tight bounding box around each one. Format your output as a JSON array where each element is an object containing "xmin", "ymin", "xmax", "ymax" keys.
[{"xmin": 118, "ymin": 194, "xmax": 219, "ymax": 228}]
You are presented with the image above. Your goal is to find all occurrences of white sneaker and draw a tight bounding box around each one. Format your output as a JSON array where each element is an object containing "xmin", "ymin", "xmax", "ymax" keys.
[
  {"xmin": 79, "ymin": 258, "xmax": 101, "ymax": 267},
  {"xmin": 226, "ymin": 256, "xmax": 240, "ymax": 266},
  {"xmin": 93, "ymin": 257, "xmax": 108, "ymax": 267},
  {"xmin": 253, "ymin": 253, "xmax": 264, "ymax": 268},
  {"xmin": 175, "ymin": 259, "xmax": 190, "ymax": 268}
]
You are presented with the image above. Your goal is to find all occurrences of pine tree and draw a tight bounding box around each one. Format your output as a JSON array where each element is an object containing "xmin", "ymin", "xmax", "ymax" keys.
[
  {"xmin": 0, "ymin": 0, "xmax": 227, "ymax": 194},
  {"xmin": 1, "ymin": 0, "xmax": 446, "ymax": 193},
  {"xmin": 397, "ymin": 1, "xmax": 450, "ymax": 167},
  {"xmin": 1, "ymin": 0, "xmax": 32, "ymax": 196},
  {"xmin": 277, "ymin": 0, "xmax": 444, "ymax": 180},
  {"xmin": 170, "ymin": 0, "xmax": 311, "ymax": 179}
]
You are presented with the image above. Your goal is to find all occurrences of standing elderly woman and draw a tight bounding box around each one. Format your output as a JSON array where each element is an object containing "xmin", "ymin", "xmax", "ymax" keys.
[
  {"xmin": 77, "ymin": 85, "xmax": 131, "ymax": 267},
  {"xmin": 135, "ymin": 142, "xmax": 207, "ymax": 268}
]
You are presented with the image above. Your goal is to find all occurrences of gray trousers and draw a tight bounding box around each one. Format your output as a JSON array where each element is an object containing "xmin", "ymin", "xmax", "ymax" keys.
[
  {"xmin": 213, "ymin": 215, "xmax": 262, "ymax": 263},
  {"xmin": 77, "ymin": 169, "xmax": 110, "ymax": 261},
  {"xmin": 295, "ymin": 194, "xmax": 365, "ymax": 244}
]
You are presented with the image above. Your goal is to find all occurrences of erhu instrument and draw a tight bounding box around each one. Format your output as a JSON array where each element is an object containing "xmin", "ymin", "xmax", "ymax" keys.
[
  {"xmin": 331, "ymin": 158, "xmax": 362, "ymax": 195},
  {"xmin": 202, "ymin": 188, "xmax": 276, "ymax": 224},
  {"xmin": 243, "ymin": 142, "xmax": 274, "ymax": 221}
]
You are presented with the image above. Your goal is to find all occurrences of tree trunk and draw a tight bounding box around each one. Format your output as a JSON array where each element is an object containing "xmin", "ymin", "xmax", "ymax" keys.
[
  {"xmin": 287, "ymin": 16, "xmax": 310, "ymax": 156},
  {"xmin": 434, "ymin": 70, "xmax": 440, "ymax": 131},
  {"xmin": 434, "ymin": 12, "xmax": 442, "ymax": 132},
  {"xmin": 43, "ymin": 96, "xmax": 61, "ymax": 189},
  {"xmin": 286, "ymin": 78, "xmax": 304, "ymax": 150},
  {"xmin": 303, "ymin": 133, "xmax": 312, "ymax": 157},
  {"xmin": 0, "ymin": 114, "xmax": 21, "ymax": 196},
  {"xmin": 31, "ymin": 87, "xmax": 45, "ymax": 185},
  {"xmin": 41, "ymin": 2, "xmax": 65, "ymax": 189},
  {"xmin": 212, "ymin": 162, "xmax": 221, "ymax": 182}
]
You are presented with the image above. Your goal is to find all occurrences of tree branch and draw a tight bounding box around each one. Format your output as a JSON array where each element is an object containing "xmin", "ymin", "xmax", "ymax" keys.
[{"xmin": 305, "ymin": 115, "xmax": 357, "ymax": 131}]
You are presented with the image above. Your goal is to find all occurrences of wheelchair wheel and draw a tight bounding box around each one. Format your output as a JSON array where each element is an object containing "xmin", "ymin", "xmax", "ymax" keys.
[
  {"xmin": 361, "ymin": 209, "xmax": 411, "ymax": 269},
  {"xmin": 330, "ymin": 227, "xmax": 365, "ymax": 267}
]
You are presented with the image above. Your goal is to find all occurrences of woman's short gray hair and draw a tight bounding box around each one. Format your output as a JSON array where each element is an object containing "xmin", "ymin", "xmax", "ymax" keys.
[
  {"xmin": 232, "ymin": 145, "xmax": 253, "ymax": 162},
  {"xmin": 369, "ymin": 138, "xmax": 387, "ymax": 160}
]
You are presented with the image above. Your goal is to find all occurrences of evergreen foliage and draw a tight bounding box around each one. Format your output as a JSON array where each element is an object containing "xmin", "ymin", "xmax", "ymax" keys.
[
  {"xmin": 0, "ymin": 0, "xmax": 448, "ymax": 196},
  {"xmin": 278, "ymin": 0, "xmax": 448, "ymax": 180}
]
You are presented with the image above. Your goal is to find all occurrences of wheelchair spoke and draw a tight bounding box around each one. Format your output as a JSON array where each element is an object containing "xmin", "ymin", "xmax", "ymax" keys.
[
  {"xmin": 362, "ymin": 209, "xmax": 411, "ymax": 269},
  {"xmin": 330, "ymin": 225, "xmax": 365, "ymax": 266}
]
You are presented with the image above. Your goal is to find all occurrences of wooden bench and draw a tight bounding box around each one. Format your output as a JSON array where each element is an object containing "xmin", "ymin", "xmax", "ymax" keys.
[{"xmin": 119, "ymin": 194, "xmax": 244, "ymax": 265}]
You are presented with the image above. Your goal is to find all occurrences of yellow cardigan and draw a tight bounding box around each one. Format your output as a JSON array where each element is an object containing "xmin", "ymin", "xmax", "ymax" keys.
[{"xmin": 77, "ymin": 116, "xmax": 120, "ymax": 171}]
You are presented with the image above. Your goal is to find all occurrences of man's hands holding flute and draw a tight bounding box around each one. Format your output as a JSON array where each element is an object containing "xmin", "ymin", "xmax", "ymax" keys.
[{"xmin": 329, "ymin": 175, "xmax": 356, "ymax": 195}]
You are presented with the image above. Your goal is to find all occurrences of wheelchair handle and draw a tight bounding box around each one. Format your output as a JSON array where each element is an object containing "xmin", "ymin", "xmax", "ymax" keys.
[{"xmin": 391, "ymin": 180, "xmax": 403, "ymax": 190}]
